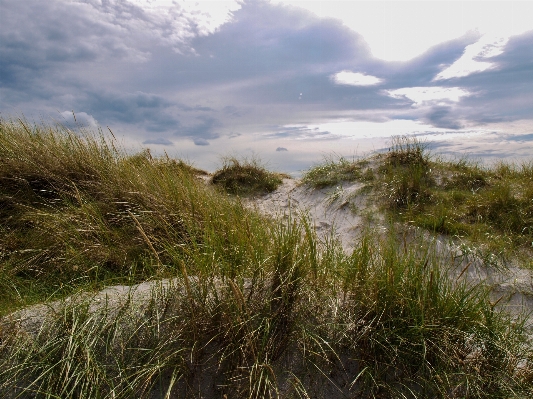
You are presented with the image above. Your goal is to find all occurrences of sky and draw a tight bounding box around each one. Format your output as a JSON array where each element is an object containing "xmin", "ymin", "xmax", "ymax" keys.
[{"xmin": 1, "ymin": 0, "xmax": 533, "ymax": 174}]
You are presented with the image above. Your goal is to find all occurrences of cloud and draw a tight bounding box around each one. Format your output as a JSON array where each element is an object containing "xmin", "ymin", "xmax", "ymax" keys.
[
  {"xmin": 1, "ymin": 0, "xmax": 385, "ymax": 142},
  {"xmin": 0, "ymin": 0, "xmax": 149, "ymax": 87},
  {"xmin": 440, "ymin": 30, "xmax": 533, "ymax": 125},
  {"xmin": 423, "ymin": 106, "xmax": 464, "ymax": 130},
  {"xmin": 267, "ymin": 125, "xmax": 336, "ymax": 140},
  {"xmin": 178, "ymin": 104, "xmax": 215, "ymax": 112},
  {"xmin": 1, "ymin": 0, "xmax": 533, "ymax": 172},
  {"xmin": 331, "ymin": 71, "xmax": 383, "ymax": 86},
  {"xmin": 142, "ymin": 137, "xmax": 174, "ymax": 146},
  {"xmin": 434, "ymin": 34, "xmax": 510, "ymax": 80},
  {"xmin": 58, "ymin": 111, "xmax": 98, "ymax": 130},
  {"xmin": 222, "ymin": 106, "xmax": 242, "ymax": 117},
  {"xmin": 85, "ymin": 91, "xmax": 169, "ymax": 117},
  {"xmin": 386, "ymin": 87, "xmax": 473, "ymax": 107},
  {"xmin": 502, "ymin": 133, "xmax": 533, "ymax": 142},
  {"xmin": 127, "ymin": 0, "xmax": 241, "ymax": 41},
  {"xmin": 179, "ymin": 116, "xmax": 221, "ymax": 140},
  {"xmin": 77, "ymin": 90, "xmax": 181, "ymax": 133},
  {"xmin": 193, "ymin": 137, "xmax": 210, "ymax": 146}
]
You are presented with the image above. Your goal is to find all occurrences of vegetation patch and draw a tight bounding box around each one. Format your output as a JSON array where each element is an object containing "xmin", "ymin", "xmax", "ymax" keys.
[
  {"xmin": 2, "ymin": 224, "xmax": 532, "ymax": 398},
  {"xmin": 1, "ymin": 120, "xmax": 532, "ymax": 397},
  {"xmin": 211, "ymin": 157, "xmax": 286, "ymax": 195},
  {"xmin": 0, "ymin": 118, "xmax": 270, "ymax": 313},
  {"xmin": 302, "ymin": 156, "xmax": 367, "ymax": 189},
  {"xmin": 304, "ymin": 136, "xmax": 533, "ymax": 263}
]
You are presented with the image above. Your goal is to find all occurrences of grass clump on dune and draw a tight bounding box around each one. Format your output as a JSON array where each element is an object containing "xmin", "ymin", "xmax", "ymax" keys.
[
  {"xmin": 1, "ymin": 120, "xmax": 532, "ymax": 398},
  {"xmin": 0, "ymin": 118, "xmax": 271, "ymax": 313},
  {"xmin": 2, "ymin": 223, "xmax": 532, "ymax": 398},
  {"xmin": 379, "ymin": 137, "xmax": 533, "ymax": 261},
  {"xmin": 304, "ymin": 136, "xmax": 533, "ymax": 263},
  {"xmin": 211, "ymin": 156, "xmax": 287, "ymax": 195},
  {"xmin": 302, "ymin": 156, "xmax": 365, "ymax": 189}
]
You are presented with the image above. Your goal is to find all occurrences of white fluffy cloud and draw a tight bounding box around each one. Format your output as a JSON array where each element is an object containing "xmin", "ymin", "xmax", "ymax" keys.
[
  {"xmin": 74, "ymin": 0, "xmax": 241, "ymax": 54},
  {"xmin": 386, "ymin": 87, "xmax": 473, "ymax": 107},
  {"xmin": 131, "ymin": 0, "xmax": 241, "ymax": 36},
  {"xmin": 331, "ymin": 71, "xmax": 382, "ymax": 86},
  {"xmin": 272, "ymin": 1, "xmax": 533, "ymax": 62},
  {"xmin": 434, "ymin": 34, "xmax": 510, "ymax": 80}
]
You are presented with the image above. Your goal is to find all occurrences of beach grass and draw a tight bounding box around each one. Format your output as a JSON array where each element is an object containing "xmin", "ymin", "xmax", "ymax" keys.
[
  {"xmin": 303, "ymin": 136, "xmax": 533, "ymax": 266},
  {"xmin": 211, "ymin": 156, "xmax": 287, "ymax": 195},
  {"xmin": 1, "ymin": 119, "xmax": 532, "ymax": 398}
]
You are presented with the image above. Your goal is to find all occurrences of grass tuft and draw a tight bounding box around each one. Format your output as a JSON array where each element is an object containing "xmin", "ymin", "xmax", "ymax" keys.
[
  {"xmin": 303, "ymin": 135, "xmax": 533, "ymax": 261},
  {"xmin": 302, "ymin": 156, "xmax": 366, "ymax": 189},
  {"xmin": 211, "ymin": 157, "xmax": 286, "ymax": 195}
]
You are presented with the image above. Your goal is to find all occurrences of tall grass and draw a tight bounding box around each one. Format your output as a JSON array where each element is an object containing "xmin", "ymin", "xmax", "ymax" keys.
[
  {"xmin": 302, "ymin": 156, "xmax": 365, "ymax": 189},
  {"xmin": 0, "ymin": 118, "xmax": 270, "ymax": 312},
  {"xmin": 2, "ymin": 224, "xmax": 531, "ymax": 398},
  {"xmin": 1, "ymin": 121, "xmax": 532, "ymax": 397}
]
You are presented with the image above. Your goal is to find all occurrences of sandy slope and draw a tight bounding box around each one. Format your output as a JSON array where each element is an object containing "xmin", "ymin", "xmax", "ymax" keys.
[
  {"xmin": 249, "ymin": 178, "xmax": 373, "ymax": 252},
  {"xmin": 252, "ymin": 178, "xmax": 533, "ymax": 333},
  {"xmin": 8, "ymin": 177, "xmax": 533, "ymax": 330}
]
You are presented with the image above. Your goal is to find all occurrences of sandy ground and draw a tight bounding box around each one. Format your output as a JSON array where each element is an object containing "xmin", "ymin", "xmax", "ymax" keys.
[
  {"xmin": 249, "ymin": 178, "xmax": 372, "ymax": 252},
  {"xmin": 251, "ymin": 178, "xmax": 533, "ymax": 333}
]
